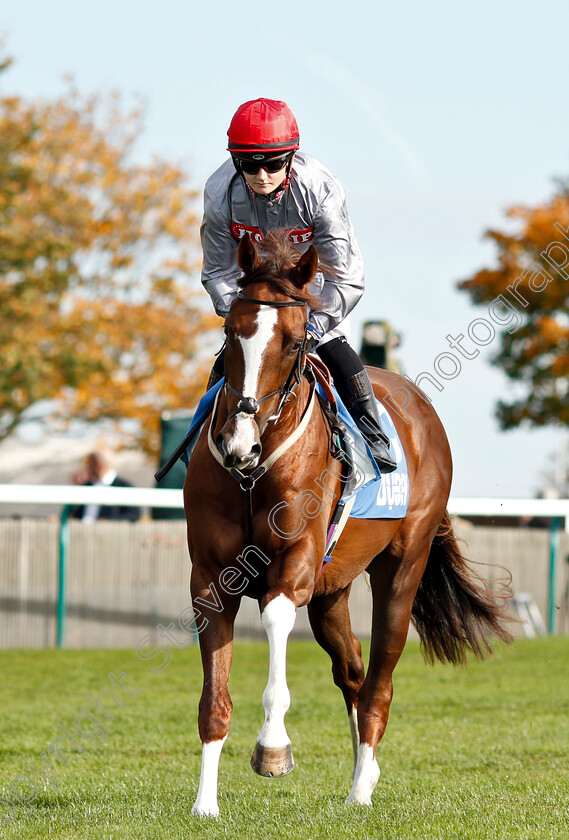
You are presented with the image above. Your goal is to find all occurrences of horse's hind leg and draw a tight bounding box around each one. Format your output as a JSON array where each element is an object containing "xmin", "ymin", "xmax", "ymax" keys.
[
  {"xmin": 348, "ymin": 539, "xmax": 430, "ymax": 806},
  {"xmin": 307, "ymin": 585, "xmax": 365, "ymax": 774}
]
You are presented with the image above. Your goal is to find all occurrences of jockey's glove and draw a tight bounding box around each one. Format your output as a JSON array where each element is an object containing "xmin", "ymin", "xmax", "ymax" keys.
[{"xmin": 305, "ymin": 324, "xmax": 323, "ymax": 353}]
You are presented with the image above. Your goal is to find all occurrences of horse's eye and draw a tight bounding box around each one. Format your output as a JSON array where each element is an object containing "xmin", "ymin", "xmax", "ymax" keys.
[{"xmin": 289, "ymin": 339, "xmax": 303, "ymax": 355}]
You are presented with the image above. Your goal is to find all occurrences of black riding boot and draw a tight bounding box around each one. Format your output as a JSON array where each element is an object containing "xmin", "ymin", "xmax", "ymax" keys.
[
  {"xmin": 207, "ymin": 348, "xmax": 225, "ymax": 390},
  {"xmin": 345, "ymin": 370, "xmax": 396, "ymax": 472},
  {"xmin": 206, "ymin": 367, "xmax": 223, "ymax": 391},
  {"xmin": 317, "ymin": 337, "xmax": 397, "ymax": 473}
]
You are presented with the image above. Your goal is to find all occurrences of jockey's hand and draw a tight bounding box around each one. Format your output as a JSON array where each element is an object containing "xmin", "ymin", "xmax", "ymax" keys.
[{"xmin": 305, "ymin": 324, "xmax": 323, "ymax": 354}]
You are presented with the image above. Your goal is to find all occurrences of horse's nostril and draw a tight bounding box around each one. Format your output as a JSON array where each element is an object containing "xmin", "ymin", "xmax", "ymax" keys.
[
  {"xmin": 251, "ymin": 443, "xmax": 262, "ymax": 458},
  {"xmin": 215, "ymin": 433, "xmax": 226, "ymax": 455}
]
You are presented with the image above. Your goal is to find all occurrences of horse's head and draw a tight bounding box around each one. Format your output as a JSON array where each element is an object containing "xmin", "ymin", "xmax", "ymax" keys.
[{"xmin": 214, "ymin": 231, "xmax": 319, "ymax": 471}]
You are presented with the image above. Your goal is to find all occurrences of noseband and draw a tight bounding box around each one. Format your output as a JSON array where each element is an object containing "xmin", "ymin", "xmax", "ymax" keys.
[{"xmin": 223, "ymin": 291, "xmax": 308, "ymax": 427}]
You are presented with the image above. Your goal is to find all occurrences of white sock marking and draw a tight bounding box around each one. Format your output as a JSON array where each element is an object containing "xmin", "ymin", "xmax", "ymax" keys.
[
  {"xmin": 191, "ymin": 736, "xmax": 227, "ymax": 817},
  {"xmin": 346, "ymin": 743, "xmax": 380, "ymax": 806},
  {"xmin": 257, "ymin": 593, "xmax": 297, "ymax": 748},
  {"xmin": 349, "ymin": 705, "xmax": 360, "ymax": 775}
]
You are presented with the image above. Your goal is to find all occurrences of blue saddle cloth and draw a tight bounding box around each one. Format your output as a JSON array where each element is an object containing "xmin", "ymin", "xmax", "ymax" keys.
[
  {"xmin": 319, "ymin": 385, "xmax": 409, "ymax": 520},
  {"xmin": 184, "ymin": 378, "xmax": 409, "ymax": 520}
]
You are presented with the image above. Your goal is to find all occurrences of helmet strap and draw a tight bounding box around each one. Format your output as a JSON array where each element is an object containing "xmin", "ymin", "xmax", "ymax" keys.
[{"xmin": 285, "ymin": 152, "xmax": 295, "ymax": 179}]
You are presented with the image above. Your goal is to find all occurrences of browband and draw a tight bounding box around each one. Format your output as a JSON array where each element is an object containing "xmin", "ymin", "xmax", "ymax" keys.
[{"xmin": 237, "ymin": 291, "xmax": 306, "ymax": 308}]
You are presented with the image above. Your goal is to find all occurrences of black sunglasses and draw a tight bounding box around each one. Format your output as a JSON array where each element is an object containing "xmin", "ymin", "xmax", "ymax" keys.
[{"xmin": 234, "ymin": 153, "xmax": 293, "ymax": 175}]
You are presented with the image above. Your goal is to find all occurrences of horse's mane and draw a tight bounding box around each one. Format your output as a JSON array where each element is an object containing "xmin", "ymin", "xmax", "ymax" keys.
[{"xmin": 237, "ymin": 230, "xmax": 332, "ymax": 307}]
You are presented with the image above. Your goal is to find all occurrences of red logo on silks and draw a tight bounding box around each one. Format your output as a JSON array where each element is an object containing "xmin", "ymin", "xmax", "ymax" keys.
[
  {"xmin": 231, "ymin": 223, "xmax": 314, "ymax": 244},
  {"xmin": 231, "ymin": 223, "xmax": 263, "ymax": 242},
  {"xmin": 289, "ymin": 228, "xmax": 314, "ymax": 244}
]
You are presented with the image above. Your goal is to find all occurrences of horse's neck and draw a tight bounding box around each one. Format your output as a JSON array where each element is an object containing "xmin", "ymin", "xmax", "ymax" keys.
[
  {"xmin": 268, "ymin": 376, "xmax": 313, "ymax": 439},
  {"xmin": 263, "ymin": 376, "xmax": 334, "ymax": 479}
]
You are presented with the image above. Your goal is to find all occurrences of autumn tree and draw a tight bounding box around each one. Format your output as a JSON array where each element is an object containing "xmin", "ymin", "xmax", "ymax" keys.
[
  {"xmin": 0, "ymin": 63, "xmax": 219, "ymax": 455},
  {"xmin": 458, "ymin": 185, "xmax": 569, "ymax": 430}
]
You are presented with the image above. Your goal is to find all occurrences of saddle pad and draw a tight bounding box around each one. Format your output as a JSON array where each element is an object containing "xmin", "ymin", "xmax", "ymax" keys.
[{"xmin": 322, "ymin": 385, "xmax": 409, "ymax": 520}]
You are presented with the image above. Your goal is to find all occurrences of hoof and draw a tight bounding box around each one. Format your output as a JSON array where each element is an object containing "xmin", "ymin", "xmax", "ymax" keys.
[{"xmin": 250, "ymin": 742, "xmax": 294, "ymax": 777}]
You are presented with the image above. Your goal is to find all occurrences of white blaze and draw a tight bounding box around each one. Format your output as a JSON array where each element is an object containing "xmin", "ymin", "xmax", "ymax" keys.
[{"xmin": 227, "ymin": 307, "xmax": 278, "ymax": 460}]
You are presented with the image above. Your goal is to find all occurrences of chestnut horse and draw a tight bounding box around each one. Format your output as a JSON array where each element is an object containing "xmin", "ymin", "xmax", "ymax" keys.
[{"xmin": 184, "ymin": 231, "xmax": 511, "ymax": 817}]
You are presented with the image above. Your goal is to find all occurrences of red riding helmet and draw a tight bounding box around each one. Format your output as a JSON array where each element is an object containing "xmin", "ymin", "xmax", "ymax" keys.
[{"xmin": 227, "ymin": 98, "xmax": 300, "ymax": 154}]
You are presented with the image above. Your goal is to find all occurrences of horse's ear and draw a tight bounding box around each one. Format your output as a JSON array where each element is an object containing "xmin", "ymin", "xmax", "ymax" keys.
[
  {"xmin": 292, "ymin": 244, "xmax": 318, "ymax": 288},
  {"xmin": 237, "ymin": 233, "xmax": 261, "ymax": 274}
]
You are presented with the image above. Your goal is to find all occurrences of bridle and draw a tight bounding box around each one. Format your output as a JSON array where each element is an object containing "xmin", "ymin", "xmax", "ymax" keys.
[
  {"xmin": 222, "ymin": 291, "xmax": 309, "ymax": 429},
  {"xmin": 208, "ymin": 289, "xmax": 315, "ymax": 545}
]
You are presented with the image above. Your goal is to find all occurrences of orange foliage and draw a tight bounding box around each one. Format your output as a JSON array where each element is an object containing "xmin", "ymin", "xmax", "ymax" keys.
[
  {"xmin": 459, "ymin": 184, "xmax": 569, "ymax": 429},
  {"xmin": 0, "ymin": 70, "xmax": 221, "ymax": 454}
]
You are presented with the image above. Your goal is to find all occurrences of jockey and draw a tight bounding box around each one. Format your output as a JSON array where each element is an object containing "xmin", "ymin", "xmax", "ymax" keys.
[{"xmin": 201, "ymin": 98, "xmax": 396, "ymax": 473}]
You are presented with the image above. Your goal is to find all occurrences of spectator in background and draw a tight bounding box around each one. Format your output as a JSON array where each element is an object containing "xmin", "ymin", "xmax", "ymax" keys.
[{"xmin": 71, "ymin": 448, "xmax": 140, "ymax": 522}]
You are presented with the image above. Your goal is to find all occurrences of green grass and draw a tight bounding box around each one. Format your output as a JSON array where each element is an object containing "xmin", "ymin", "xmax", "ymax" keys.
[{"xmin": 1, "ymin": 637, "xmax": 568, "ymax": 839}]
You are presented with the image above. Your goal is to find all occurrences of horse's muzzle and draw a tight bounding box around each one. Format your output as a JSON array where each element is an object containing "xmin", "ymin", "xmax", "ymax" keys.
[{"xmin": 215, "ymin": 429, "xmax": 262, "ymax": 471}]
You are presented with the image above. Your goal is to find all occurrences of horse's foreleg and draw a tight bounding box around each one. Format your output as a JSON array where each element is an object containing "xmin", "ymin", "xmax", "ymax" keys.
[
  {"xmin": 307, "ymin": 586, "xmax": 365, "ymax": 775},
  {"xmin": 251, "ymin": 592, "xmax": 297, "ymax": 777},
  {"xmin": 347, "ymin": 541, "xmax": 430, "ymax": 806},
  {"xmin": 191, "ymin": 569, "xmax": 240, "ymax": 818},
  {"xmin": 193, "ymin": 737, "xmax": 227, "ymax": 818}
]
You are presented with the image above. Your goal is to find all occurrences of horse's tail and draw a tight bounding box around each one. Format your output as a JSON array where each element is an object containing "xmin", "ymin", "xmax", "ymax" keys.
[{"xmin": 411, "ymin": 511, "xmax": 514, "ymax": 665}]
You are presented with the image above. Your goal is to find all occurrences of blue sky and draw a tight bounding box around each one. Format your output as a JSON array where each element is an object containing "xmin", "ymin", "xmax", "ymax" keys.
[{"xmin": 3, "ymin": 0, "xmax": 569, "ymax": 496}]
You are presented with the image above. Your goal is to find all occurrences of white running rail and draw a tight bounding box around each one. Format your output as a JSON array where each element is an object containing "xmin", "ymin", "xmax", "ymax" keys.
[{"xmin": 0, "ymin": 485, "xmax": 568, "ymax": 529}]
